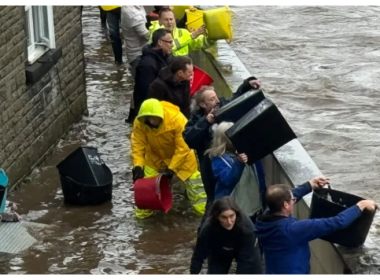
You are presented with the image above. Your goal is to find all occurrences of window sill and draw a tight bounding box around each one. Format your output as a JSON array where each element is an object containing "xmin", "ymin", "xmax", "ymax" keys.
[
  {"xmin": 27, "ymin": 46, "xmax": 50, "ymax": 65},
  {"xmin": 25, "ymin": 47, "xmax": 62, "ymax": 86}
]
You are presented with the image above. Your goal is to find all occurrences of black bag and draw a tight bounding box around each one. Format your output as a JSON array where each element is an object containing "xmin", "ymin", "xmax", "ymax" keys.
[
  {"xmin": 56, "ymin": 147, "xmax": 113, "ymax": 205},
  {"xmin": 226, "ymin": 98, "xmax": 297, "ymax": 165},
  {"xmin": 214, "ymin": 89, "xmax": 265, "ymax": 123}
]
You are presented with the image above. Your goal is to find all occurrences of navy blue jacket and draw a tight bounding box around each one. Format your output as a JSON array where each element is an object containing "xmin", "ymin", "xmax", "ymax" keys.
[
  {"xmin": 183, "ymin": 77, "xmax": 260, "ymax": 203},
  {"xmin": 212, "ymin": 154, "xmax": 246, "ymax": 199},
  {"xmin": 255, "ymin": 182, "xmax": 362, "ymax": 274},
  {"xmin": 211, "ymin": 153, "xmax": 267, "ymax": 205}
]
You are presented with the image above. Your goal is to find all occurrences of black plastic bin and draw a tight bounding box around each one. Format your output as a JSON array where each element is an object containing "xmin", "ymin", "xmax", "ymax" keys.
[
  {"xmin": 56, "ymin": 146, "xmax": 113, "ymax": 205},
  {"xmin": 225, "ymin": 98, "xmax": 297, "ymax": 165},
  {"xmin": 309, "ymin": 188, "xmax": 375, "ymax": 248},
  {"xmin": 214, "ymin": 89, "xmax": 265, "ymax": 123}
]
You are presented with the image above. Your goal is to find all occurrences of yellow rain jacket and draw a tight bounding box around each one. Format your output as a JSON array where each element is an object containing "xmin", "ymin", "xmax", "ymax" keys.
[
  {"xmin": 131, "ymin": 99, "xmax": 198, "ymax": 181},
  {"xmin": 149, "ymin": 21, "xmax": 213, "ymax": 56},
  {"xmin": 100, "ymin": 6, "xmax": 121, "ymax": 11}
]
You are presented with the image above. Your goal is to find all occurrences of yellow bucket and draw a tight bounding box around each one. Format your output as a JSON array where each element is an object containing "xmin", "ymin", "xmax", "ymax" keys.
[
  {"xmin": 172, "ymin": 6, "xmax": 192, "ymax": 19},
  {"xmin": 186, "ymin": 9, "xmax": 205, "ymax": 31},
  {"xmin": 203, "ymin": 6, "xmax": 233, "ymax": 43},
  {"xmin": 100, "ymin": 6, "xmax": 121, "ymax": 11}
]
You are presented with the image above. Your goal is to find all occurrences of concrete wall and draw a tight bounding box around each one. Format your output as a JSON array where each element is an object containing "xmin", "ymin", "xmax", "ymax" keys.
[{"xmin": 0, "ymin": 6, "xmax": 87, "ymax": 189}]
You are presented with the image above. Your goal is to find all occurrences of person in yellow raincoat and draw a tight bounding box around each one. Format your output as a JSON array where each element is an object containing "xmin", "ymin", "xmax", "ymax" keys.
[
  {"xmin": 131, "ymin": 98, "xmax": 207, "ymax": 219},
  {"xmin": 148, "ymin": 7, "xmax": 214, "ymax": 56}
]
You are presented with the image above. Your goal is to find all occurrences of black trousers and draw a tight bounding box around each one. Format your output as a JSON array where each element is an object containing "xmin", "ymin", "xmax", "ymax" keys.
[
  {"xmin": 197, "ymin": 155, "xmax": 216, "ymax": 233},
  {"xmin": 98, "ymin": 6, "xmax": 107, "ymax": 25},
  {"xmin": 207, "ymin": 247, "xmax": 263, "ymax": 274}
]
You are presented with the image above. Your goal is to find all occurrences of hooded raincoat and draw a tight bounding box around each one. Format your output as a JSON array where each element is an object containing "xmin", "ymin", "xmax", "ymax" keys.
[
  {"xmin": 131, "ymin": 99, "xmax": 198, "ymax": 181},
  {"xmin": 131, "ymin": 99, "xmax": 207, "ymax": 219}
]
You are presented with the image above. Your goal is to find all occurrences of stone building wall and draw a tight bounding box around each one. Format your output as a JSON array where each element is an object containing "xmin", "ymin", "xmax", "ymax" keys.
[{"xmin": 0, "ymin": 6, "xmax": 87, "ymax": 188}]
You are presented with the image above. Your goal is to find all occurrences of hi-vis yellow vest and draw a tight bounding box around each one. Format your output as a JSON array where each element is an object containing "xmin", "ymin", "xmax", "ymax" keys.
[
  {"xmin": 100, "ymin": 6, "xmax": 121, "ymax": 11},
  {"xmin": 149, "ymin": 21, "xmax": 211, "ymax": 57}
]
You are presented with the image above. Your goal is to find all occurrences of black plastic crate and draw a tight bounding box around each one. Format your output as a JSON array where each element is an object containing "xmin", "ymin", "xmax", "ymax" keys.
[
  {"xmin": 214, "ymin": 89, "xmax": 265, "ymax": 123},
  {"xmin": 226, "ymin": 98, "xmax": 297, "ymax": 165},
  {"xmin": 310, "ymin": 188, "xmax": 375, "ymax": 248},
  {"xmin": 56, "ymin": 147, "xmax": 113, "ymax": 205}
]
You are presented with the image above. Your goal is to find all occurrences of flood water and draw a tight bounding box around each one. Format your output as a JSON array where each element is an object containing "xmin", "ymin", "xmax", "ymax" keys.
[
  {"xmin": 0, "ymin": 6, "xmax": 198, "ymax": 274},
  {"xmin": 230, "ymin": 5, "xmax": 380, "ymax": 270},
  {"xmin": 2, "ymin": 5, "xmax": 380, "ymax": 274}
]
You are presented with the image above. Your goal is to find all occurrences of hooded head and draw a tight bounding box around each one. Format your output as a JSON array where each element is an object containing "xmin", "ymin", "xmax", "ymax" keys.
[{"xmin": 137, "ymin": 99, "xmax": 164, "ymax": 129}]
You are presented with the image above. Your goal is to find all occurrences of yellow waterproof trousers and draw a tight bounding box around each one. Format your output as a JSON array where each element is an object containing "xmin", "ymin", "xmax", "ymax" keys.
[{"xmin": 135, "ymin": 165, "xmax": 207, "ymax": 219}]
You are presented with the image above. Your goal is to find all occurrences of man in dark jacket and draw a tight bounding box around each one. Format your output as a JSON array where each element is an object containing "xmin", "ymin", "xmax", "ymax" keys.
[
  {"xmin": 182, "ymin": 78, "xmax": 262, "ymax": 229},
  {"xmin": 148, "ymin": 56, "xmax": 193, "ymax": 119},
  {"xmin": 126, "ymin": 29, "xmax": 173, "ymax": 123},
  {"xmin": 255, "ymin": 176, "xmax": 378, "ymax": 274}
]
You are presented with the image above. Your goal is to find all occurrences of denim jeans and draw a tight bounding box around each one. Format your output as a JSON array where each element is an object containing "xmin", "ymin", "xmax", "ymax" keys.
[{"xmin": 106, "ymin": 8, "xmax": 123, "ymax": 65}]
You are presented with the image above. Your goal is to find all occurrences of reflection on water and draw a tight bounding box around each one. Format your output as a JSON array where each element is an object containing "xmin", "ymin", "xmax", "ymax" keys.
[{"xmin": 0, "ymin": 6, "xmax": 198, "ymax": 274}]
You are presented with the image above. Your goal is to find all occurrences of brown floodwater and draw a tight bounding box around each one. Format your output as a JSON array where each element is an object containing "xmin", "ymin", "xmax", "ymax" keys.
[
  {"xmin": 2, "ymin": 5, "xmax": 380, "ymax": 274},
  {"xmin": 0, "ymin": 6, "xmax": 199, "ymax": 274},
  {"xmin": 230, "ymin": 5, "xmax": 380, "ymax": 270}
]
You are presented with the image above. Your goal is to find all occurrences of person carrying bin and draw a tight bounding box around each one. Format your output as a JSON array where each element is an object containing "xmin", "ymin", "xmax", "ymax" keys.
[
  {"xmin": 148, "ymin": 7, "xmax": 214, "ymax": 56},
  {"xmin": 255, "ymin": 177, "xmax": 378, "ymax": 274},
  {"xmin": 130, "ymin": 99, "xmax": 207, "ymax": 219},
  {"xmin": 205, "ymin": 121, "xmax": 265, "ymax": 224},
  {"xmin": 183, "ymin": 78, "xmax": 263, "ymax": 230}
]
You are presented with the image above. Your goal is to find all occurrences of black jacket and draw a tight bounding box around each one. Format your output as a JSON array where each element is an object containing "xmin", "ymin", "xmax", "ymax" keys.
[
  {"xmin": 148, "ymin": 66, "xmax": 191, "ymax": 118},
  {"xmin": 190, "ymin": 213, "xmax": 260, "ymax": 274},
  {"xmin": 133, "ymin": 45, "xmax": 172, "ymax": 115},
  {"xmin": 182, "ymin": 77, "xmax": 257, "ymax": 201}
]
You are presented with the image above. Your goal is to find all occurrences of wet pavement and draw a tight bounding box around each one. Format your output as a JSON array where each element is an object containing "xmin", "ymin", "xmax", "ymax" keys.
[{"xmin": 0, "ymin": 6, "xmax": 199, "ymax": 274}]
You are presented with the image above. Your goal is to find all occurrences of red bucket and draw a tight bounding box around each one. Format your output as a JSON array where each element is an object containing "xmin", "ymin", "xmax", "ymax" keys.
[
  {"xmin": 190, "ymin": 66, "xmax": 214, "ymax": 96},
  {"xmin": 150, "ymin": 11, "xmax": 159, "ymax": 18},
  {"xmin": 134, "ymin": 175, "xmax": 173, "ymax": 213}
]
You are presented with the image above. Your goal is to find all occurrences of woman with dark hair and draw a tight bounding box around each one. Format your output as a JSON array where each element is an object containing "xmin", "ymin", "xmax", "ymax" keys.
[{"xmin": 190, "ymin": 196, "xmax": 263, "ymax": 274}]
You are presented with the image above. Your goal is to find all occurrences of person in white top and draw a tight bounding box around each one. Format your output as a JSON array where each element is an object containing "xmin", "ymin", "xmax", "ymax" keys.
[{"xmin": 120, "ymin": 6, "xmax": 150, "ymax": 78}]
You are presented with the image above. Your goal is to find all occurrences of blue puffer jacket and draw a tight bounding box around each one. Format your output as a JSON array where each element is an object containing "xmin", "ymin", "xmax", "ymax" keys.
[{"xmin": 211, "ymin": 153, "xmax": 267, "ymax": 202}]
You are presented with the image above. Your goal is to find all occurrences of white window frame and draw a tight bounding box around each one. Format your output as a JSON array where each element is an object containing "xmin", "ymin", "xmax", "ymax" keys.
[{"xmin": 25, "ymin": 6, "xmax": 56, "ymax": 65}]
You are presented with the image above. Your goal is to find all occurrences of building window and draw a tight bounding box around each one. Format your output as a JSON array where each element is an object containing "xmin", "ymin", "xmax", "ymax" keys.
[{"xmin": 25, "ymin": 6, "xmax": 56, "ymax": 64}]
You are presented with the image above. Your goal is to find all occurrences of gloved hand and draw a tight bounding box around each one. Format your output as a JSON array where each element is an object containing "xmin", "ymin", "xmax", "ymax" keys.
[
  {"xmin": 161, "ymin": 169, "xmax": 175, "ymax": 180},
  {"xmin": 132, "ymin": 166, "xmax": 144, "ymax": 182}
]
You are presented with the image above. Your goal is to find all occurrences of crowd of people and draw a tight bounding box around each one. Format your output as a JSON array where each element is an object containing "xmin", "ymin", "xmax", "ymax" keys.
[{"xmin": 97, "ymin": 5, "xmax": 379, "ymax": 274}]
